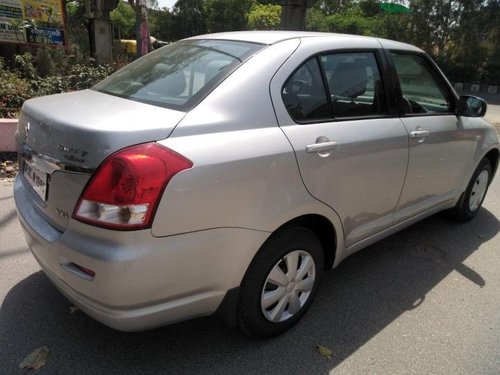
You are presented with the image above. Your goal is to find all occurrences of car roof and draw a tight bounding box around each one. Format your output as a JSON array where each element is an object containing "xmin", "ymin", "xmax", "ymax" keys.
[
  {"xmin": 189, "ymin": 31, "xmax": 341, "ymax": 44},
  {"xmin": 187, "ymin": 31, "xmax": 422, "ymax": 52}
]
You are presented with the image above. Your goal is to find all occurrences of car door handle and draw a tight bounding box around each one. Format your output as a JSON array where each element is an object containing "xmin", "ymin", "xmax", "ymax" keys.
[
  {"xmin": 306, "ymin": 141, "xmax": 338, "ymax": 153},
  {"xmin": 410, "ymin": 130, "xmax": 430, "ymax": 138}
]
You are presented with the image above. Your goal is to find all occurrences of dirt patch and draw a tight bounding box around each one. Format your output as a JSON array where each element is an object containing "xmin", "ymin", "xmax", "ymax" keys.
[{"xmin": 0, "ymin": 152, "xmax": 18, "ymax": 180}]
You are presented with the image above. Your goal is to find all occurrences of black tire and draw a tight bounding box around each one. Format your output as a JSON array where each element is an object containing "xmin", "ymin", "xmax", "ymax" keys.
[
  {"xmin": 448, "ymin": 158, "xmax": 492, "ymax": 222},
  {"xmin": 237, "ymin": 226, "xmax": 324, "ymax": 338}
]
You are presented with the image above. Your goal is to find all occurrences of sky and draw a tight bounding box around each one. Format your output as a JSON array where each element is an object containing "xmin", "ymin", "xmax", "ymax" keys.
[{"xmin": 157, "ymin": 0, "xmax": 176, "ymax": 9}]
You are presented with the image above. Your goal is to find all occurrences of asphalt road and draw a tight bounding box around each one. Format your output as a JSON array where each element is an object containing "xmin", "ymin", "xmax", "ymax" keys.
[
  {"xmin": 486, "ymin": 103, "xmax": 500, "ymax": 124},
  {"xmin": 1, "ymin": 110, "xmax": 499, "ymax": 374}
]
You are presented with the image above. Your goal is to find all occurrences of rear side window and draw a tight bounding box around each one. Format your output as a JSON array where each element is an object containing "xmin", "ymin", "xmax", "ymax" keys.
[
  {"xmin": 282, "ymin": 58, "xmax": 330, "ymax": 122},
  {"xmin": 391, "ymin": 52, "xmax": 453, "ymax": 114},
  {"xmin": 282, "ymin": 51, "xmax": 387, "ymax": 123},
  {"xmin": 322, "ymin": 52, "xmax": 385, "ymax": 118},
  {"xmin": 94, "ymin": 40, "xmax": 263, "ymax": 111}
]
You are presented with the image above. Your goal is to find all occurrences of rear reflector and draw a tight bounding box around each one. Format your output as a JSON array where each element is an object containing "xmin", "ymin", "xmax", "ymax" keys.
[
  {"xmin": 62, "ymin": 262, "xmax": 96, "ymax": 281},
  {"xmin": 72, "ymin": 263, "xmax": 96, "ymax": 277},
  {"xmin": 73, "ymin": 143, "xmax": 192, "ymax": 230}
]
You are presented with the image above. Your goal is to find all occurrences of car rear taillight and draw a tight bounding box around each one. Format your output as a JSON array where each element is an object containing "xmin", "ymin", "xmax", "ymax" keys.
[{"xmin": 73, "ymin": 143, "xmax": 192, "ymax": 230}]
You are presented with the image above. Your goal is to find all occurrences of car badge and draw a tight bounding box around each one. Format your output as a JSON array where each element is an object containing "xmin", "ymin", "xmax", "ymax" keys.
[
  {"xmin": 24, "ymin": 122, "xmax": 30, "ymax": 139},
  {"xmin": 57, "ymin": 145, "xmax": 89, "ymax": 163}
]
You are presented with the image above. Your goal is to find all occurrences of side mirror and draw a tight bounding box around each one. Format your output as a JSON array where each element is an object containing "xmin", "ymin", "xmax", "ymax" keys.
[{"xmin": 456, "ymin": 95, "xmax": 487, "ymax": 117}]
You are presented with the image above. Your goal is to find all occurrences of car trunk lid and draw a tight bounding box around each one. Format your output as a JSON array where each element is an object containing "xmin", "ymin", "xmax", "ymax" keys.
[{"xmin": 17, "ymin": 89, "xmax": 185, "ymax": 231}]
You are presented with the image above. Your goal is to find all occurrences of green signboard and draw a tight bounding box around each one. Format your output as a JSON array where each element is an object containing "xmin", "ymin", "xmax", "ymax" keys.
[
  {"xmin": 0, "ymin": 0, "xmax": 66, "ymax": 46},
  {"xmin": 379, "ymin": 2, "xmax": 412, "ymax": 13}
]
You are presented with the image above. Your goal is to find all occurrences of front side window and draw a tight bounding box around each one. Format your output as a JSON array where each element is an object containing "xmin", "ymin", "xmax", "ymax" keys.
[
  {"xmin": 94, "ymin": 40, "xmax": 263, "ymax": 111},
  {"xmin": 391, "ymin": 52, "xmax": 453, "ymax": 114}
]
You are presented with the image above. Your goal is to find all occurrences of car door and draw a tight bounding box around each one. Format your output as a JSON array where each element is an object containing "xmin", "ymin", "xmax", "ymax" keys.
[
  {"xmin": 388, "ymin": 51, "xmax": 477, "ymax": 221},
  {"xmin": 271, "ymin": 44, "xmax": 409, "ymax": 248}
]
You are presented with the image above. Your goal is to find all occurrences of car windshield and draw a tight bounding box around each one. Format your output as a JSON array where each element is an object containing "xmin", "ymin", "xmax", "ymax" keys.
[{"xmin": 93, "ymin": 39, "xmax": 264, "ymax": 111}]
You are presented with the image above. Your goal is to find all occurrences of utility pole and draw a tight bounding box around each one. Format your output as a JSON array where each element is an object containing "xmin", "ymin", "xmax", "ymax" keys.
[
  {"xmin": 280, "ymin": 0, "xmax": 315, "ymax": 31},
  {"xmin": 86, "ymin": 0, "xmax": 119, "ymax": 64}
]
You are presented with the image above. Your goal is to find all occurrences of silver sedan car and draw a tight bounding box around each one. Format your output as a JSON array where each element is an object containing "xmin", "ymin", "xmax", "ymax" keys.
[{"xmin": 15, "ymin": 31, "xmax": 499, "ymax": 337}]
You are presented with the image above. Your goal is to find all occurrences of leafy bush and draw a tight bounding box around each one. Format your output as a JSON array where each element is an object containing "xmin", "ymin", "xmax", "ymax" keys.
[
  {"xmin": 12, "ymin": 53, "xmax": 37, "ymax": 80},
  {"xmin": 0, "ymin": 58, "xmax": 32, "ymax": 118},
  {"xmin": 35, "ymin": 47, "xmax": 55, "ymax": 78},
  {"xmin": 66, "ymin": 64, "xmax": 115, "ymax": 91},
  {"xmin": 248, "ymin": 4, "xmax": 282, "ymax": 30},
  {"xmin": 0, "ymin": 53, "xmax": 116, "ymax": 118},
  {"xmin": 28, "ymin": 63, "xmax": 114, "ymax": 99},
  {"xmin": 31, "ymin": 75, "xmax": 70, "ymax": 97},
  {"xmin": 28, "ymin": 64, "xmax": 114, "ymax": 96}
]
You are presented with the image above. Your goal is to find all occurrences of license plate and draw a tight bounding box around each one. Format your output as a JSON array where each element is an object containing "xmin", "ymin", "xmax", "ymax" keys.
[{"xmin": 23, "ymin": 160, "xmax": 48, "ymax": 201}]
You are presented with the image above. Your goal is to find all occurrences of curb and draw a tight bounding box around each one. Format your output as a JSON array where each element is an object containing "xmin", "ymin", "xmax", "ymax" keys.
[
  {"xmin": 0, "ymin": 119, "xmax": 17, "ymax": 152},
  {"xmin": 454, "ymin": 82, "xmax": 498, "ymax": 94},
  {"xmin": 454, "ymin": 83, "xmax": 500, "ymax": 105}
]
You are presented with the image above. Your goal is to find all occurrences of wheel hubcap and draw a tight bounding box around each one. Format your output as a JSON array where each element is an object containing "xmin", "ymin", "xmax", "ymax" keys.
[
  {"xmin": 261, "ymin": 250, "xmax": 316, "ymax": 323},
  {"xmin": 469, "ymin": 170, "xmax": 489, "ymax": 212}
]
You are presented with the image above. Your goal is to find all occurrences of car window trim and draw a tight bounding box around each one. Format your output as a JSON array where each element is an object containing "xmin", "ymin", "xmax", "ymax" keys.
[
  {"xmin": 316, "ymin": 55, "xmax": 334, "ymax": 117},
  {"xmin": 376, "ymin": 48, "xmax": 401, "ymax": 116},
  {"xmin": 294, "ymin": 113, "xmax": 401, "ymax": 125}
]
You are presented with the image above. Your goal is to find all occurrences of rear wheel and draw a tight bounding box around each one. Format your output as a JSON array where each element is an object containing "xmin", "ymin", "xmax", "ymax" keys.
[
  {"xmin": 237, "ymin": 227, "xmax": 324, "ymax": 337},
  {"xmin": 448, "ymin": 158, "xmax": 492, "ymax": 222}
]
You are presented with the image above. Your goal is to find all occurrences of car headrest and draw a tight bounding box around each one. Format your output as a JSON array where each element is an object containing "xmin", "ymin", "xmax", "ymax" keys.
[
  {"xmin": 330, "ymin": 62, "xmax": 367, "ymax": 98},
  {"xmin": 164, "ymin": 71, "xmax": 186, "ymax": 96},
  {"xmin": 205, "ymin": 60, "xmax": 229, "ymax": 84}
]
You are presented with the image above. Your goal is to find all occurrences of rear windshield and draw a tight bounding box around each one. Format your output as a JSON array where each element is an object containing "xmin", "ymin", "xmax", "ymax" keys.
[{"xmin": 93, "ymin": 39, "xmax": 263, "ymax": 111}]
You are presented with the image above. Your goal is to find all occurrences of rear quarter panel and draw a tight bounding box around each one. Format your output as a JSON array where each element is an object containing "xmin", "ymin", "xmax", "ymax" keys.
[
  {"xmin": 151, "ymin": 39, "xmax": 344, "ymax": 259},
  {"xmin": 152, "ymin": 127, "xmax": 342, "ymax": 238}
]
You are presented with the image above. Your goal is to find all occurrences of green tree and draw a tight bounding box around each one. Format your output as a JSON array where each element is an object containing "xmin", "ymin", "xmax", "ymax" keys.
[
  {"xmin": 256, "ymin": 0, "xmax": 281, "ymax": 4},
  {"xmin": 66, "ymin": 0, "xmax": 90, "ymax": 55},
  {"xmin": 306, "ymin": 6, "xmax": 327, "ymax": 31},
  {"xmin": 375, "ymin": 12, "xmax": 410, "ymax": 41},
  {"xmin": 307, "ymin": 4, "xmax": 378, "ymax": 35},
  {"xmin": 248, "ymin": 4, "xmax": 282, "ymax": 30},
  {"xmin": 483, "ymin": 34, "xmax": 500, "ymax": 85},
  {"xmin": 406, "ymin": 0, "xmax": 454, "ymax": 54},
  {"xmin": 324, "ymin": 13, "xmax": 377, "ymax": 35},
  {"xmin": 359, "ymin": 0, "xmax": 381, "ymax": 17},
  {"xmin": 313, "ymin": 0, "xmax": 354, "ymax": 15},
  {"xmin": 170, "ymin": 0, "xmax": 207, "ymax": 39},
  {"xmin": 480, "ymin": 1, "xmax": 500, "ymax": 84},
  {"xmin": 111, "ymin": 1, "xmax": 136, "ymax": 39},
  {"xmin": 204, "ymin": 0, "xmax": 255, "ymax": 33},
  {"xmin": 149, "ymin": 7, "xmax": 172, "ymax": 41},
  {"xmin": 443, "ymin": 0, "xmax": 500, "ymax": 84}
]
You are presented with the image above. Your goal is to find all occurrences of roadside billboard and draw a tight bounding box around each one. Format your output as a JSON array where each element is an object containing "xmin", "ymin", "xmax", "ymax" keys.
[{"xmin": 0, "ymin": 0, "xmax": 65, "ymax": 46}]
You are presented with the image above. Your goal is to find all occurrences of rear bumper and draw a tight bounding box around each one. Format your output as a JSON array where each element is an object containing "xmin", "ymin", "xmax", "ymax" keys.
[{"xmin": 14, "ymin": 176, "xmax": 268, "ymax": 331}]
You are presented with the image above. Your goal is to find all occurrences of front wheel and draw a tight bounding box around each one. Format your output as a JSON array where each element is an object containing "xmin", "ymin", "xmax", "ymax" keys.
[
  {"xmin": 448, "ymin": 158, "xmax": 492, "ymax": 222},
  {"xmin": 238, "ymin": 227, "xmax": 324, "ymax": 338}
]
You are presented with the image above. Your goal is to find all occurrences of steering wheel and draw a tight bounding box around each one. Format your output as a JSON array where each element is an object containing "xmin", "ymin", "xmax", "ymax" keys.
[{"xmin": 402, "ymin": 97, "xmax": 427, "ymax": 114}]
